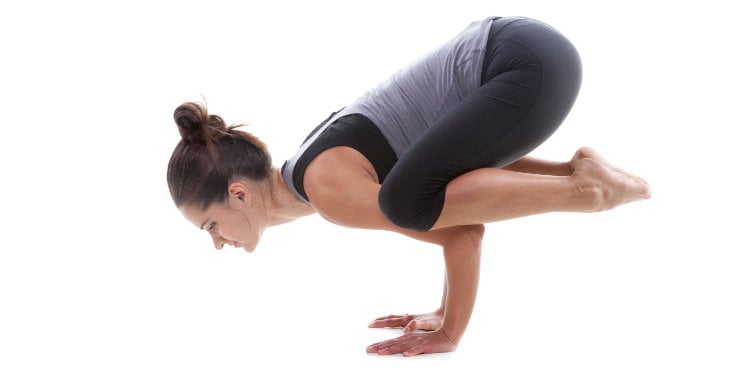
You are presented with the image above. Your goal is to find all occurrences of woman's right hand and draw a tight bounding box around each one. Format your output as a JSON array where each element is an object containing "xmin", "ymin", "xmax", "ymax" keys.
[{"xmin": 368, "ymin": 310, "xmax": 444, "ymax": 333}]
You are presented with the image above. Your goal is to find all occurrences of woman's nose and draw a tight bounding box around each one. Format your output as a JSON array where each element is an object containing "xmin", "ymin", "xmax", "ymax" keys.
[{"xmin": 211, "ymin": 234, "xmax": 225, "ymax": 250}]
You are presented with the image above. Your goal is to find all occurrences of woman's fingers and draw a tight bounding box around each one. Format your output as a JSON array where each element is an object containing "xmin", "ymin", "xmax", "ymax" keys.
[
  {"xmin": 366, "ymin": 333, "xmax": 420, "ymax": 354},
  {"xmin": 403, "ymin": 320, "xmax": 418, "ymax": 333},
  {"xmin": 368, "ymin": 314, "xmax": 411, "ymax": 328},
  {"xmin": 367, "ymin": 331, "xmax": 457, "ymax": 356},
  {"xmin": 404, "ymin": 316, "xmax": 443, "ymax": 333},
  {"xmin": 373, "ymin": 314, "xmax": 402, "ymax": 320},
  {"xmin": 366, "ymin": 333, "xmax": 409, "ymax": 353},
  {"xmin": 402, "ymin": 343, "xmax": 428, "ymax": 357},
  {"xmin": 371, "ymin": 312, "xmax": 444, "ymax": 332}
]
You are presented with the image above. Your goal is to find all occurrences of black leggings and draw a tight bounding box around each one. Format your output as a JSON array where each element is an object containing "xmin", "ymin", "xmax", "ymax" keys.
[{"xmin": 378, "ymin": 17, "xmax": 582, "ymax": 231}]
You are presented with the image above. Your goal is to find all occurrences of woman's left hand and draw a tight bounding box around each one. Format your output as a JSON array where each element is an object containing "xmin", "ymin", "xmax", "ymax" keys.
[
  {"xmin": 368, "ymin": 311, "xmax": 444, "ymax": 333},
  {"xmin": 366, "ymin": 329, "xmax": 457, "ymax": 357}
]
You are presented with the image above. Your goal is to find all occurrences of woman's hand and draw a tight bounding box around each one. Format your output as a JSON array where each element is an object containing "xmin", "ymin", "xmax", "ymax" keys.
[
  {"xmin": 368, "ymin": 310, "xmax": 444, "ymax": 333},
  {"xmin": 366, "ymin": 329, "xmax": 456, "ymax": 357}
]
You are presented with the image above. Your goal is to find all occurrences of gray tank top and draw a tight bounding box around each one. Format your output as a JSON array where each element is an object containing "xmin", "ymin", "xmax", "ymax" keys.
[{"xmin": 282, "ymin": 16, "xmax": 495, "ymax": 203}]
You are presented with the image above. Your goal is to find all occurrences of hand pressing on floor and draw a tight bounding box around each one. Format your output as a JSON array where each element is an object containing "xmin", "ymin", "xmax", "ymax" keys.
[
  {"xmin": 366, "ymin": 225, "xmax": 484, "ymax": 356},
  {"xmin": 366, "ymin": 329, "xmax": 456, "ymax": 357},
  {"xmin": 368, "ymin": 310, "xmax": 444, "ymax": 333}
]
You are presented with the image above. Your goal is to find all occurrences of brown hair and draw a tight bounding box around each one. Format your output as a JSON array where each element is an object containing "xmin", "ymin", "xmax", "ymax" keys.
[{"xmin": 167, "ymin": 102, "xmax": 271, "ymax": 210}]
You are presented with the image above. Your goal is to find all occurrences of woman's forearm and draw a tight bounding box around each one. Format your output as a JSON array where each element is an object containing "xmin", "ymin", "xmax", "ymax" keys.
[
  {"xmin": 437, "ymin": 271, "xmax": 448, "ymax": 314},
  {"xmin": 440, "ymin": 227, "xmax": 483, "ymax": 343}
]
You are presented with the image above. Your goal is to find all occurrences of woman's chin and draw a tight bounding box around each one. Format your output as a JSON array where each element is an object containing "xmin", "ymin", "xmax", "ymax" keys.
[{"xmin": 236, "ymin": 242, "xmax": 256, "ymax": 253}]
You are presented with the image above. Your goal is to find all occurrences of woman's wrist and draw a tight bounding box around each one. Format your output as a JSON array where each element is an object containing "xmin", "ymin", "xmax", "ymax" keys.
[
  {"xmin": 439, "ymin": 322, "xmax": 464, "ymax": 344},
  {"xmin": 439, "ymin": 326, "xmax": 459, "ymax": 346}
]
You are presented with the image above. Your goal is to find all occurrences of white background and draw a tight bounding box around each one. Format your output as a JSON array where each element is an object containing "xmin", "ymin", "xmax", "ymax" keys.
[{"xmin": 1, "ymin": 1, "xmax": 738, "ymax": 369}]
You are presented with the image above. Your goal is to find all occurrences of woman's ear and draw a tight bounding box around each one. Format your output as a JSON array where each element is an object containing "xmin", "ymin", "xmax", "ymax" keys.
[{"xmin": 227, "ymin": 182, "xmax": 253, "ymax": 207}]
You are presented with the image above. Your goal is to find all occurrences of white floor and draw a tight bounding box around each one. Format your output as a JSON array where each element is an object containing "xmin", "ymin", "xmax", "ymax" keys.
[{"xmin": 1, "ymin": 1, "xmax": 738, "ymax": 369}]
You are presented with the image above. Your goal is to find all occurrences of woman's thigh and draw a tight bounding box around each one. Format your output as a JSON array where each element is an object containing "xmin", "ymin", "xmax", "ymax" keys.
[{"xmin": 378, "ymin": 17, "xmax": 582, "ymax": 231}]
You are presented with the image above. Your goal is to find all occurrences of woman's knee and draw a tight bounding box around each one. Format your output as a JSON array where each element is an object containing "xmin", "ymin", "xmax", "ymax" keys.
[
  {"xmin": 378, "ymin": 181, "xmax": 444, "ymax": 232},
  {"xmin": 378, "ymin": 183, "xmax": 419, "ymax": 231}
]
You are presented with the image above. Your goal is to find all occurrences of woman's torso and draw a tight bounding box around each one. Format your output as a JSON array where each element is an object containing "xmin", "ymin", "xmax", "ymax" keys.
[{"xmin": 282, "ymin": 16, "xmax": 497, "ymax": 204}]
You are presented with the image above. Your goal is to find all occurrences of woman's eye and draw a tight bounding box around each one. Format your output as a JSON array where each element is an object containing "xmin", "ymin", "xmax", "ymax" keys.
[{"xmin": 207, "ymin": 222, "xmax": 217, "ymax": 231}]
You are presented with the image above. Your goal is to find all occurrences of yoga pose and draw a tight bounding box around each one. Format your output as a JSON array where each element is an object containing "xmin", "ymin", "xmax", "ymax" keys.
[{"xmin": 167, "ymin": 16, "xmax": 650, "ymax": 356}]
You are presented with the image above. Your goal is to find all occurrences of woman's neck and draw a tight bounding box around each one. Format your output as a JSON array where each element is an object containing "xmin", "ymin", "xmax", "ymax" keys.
[{"xmin": 264, "ymin": 168, "xmax": 316, "ymax": 226}]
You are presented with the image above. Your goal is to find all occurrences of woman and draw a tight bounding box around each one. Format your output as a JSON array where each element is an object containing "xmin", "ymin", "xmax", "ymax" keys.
[{"xmin": 167, "ymin": 16, "xmax": 650, "ymax": 356}]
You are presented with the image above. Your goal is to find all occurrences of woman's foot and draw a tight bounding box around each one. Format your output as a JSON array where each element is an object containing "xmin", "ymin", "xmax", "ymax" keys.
[
  {"xmin": 571, "ymin": 147, "xmax": 649, "ymax": 186},
  {"xmin": 570, "ymin": 147, "xmax": 651, "ymax": 211}
]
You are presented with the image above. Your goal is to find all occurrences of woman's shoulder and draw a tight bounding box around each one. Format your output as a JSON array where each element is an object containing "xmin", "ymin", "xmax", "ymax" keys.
[
  {"xmin": 302, "ymin": 146, "xmax": 384, "ymax": 228},
  {"xmin": 304, "ymin": 146, "xmax": 380, "ymax": 199}
]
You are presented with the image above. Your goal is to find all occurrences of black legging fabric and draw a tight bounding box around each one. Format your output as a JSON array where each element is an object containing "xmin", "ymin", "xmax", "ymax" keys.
[{"xmin": 378, "ymin": 17, "xmax": 582, "ymax": 231}]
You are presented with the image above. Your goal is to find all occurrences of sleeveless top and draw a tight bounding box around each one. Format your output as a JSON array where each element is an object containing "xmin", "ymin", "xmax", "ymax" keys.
[{"xmin": 282, "ymin": 16, "xmax": 497, "ymax": 204}]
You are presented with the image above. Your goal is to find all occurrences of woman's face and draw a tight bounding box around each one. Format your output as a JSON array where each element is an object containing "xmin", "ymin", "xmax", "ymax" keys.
[{"xmin": 179, "ymin": 183, "xmax": 266, "ymax": 253}]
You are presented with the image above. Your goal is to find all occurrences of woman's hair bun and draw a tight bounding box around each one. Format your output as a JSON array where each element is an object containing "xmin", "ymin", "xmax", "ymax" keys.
[{"xmin": 174, "ymin": 102, "xmax": 227, "ymax": 144}]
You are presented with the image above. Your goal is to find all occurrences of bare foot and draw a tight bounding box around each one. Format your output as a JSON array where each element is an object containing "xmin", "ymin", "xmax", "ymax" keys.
[
  {"xmin": 571, "ymin": 154, "xmax": 651, "ymax": 212},
  {"xmin": 570, "ymin": 147, "xmax": 650, "ymax": 188}
]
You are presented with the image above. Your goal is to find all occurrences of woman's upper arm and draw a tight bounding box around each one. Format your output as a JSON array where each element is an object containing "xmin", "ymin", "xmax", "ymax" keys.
[
  {"xmin": 303, "ymin": 147, "xmax": 391, "ymax": 230},
  {"xmin": 303, "ymin": 146, "xmax": 474, "ymax": 247}
]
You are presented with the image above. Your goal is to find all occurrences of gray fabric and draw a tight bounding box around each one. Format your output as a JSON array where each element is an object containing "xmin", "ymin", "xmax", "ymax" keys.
[
  {"xmin": 281, "ymin": 16, "xmax": 496, "ymax": 204},
  {"xmin": 281, "ymin": 111, "xmax": 342, "ymax": 204},
  {"xmin": 341, "ymin": 16, "xmax": 495, "ymax": 157}
]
